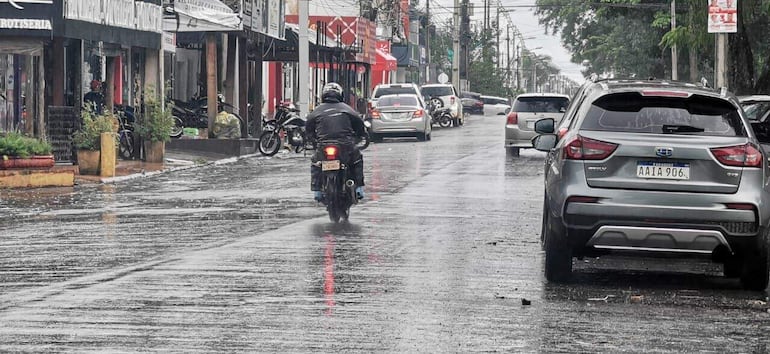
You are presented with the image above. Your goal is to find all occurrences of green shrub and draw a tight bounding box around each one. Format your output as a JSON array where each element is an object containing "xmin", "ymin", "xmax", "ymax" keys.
[
  {"xmin": 73, "ymin": 108, "xmax": 115, "ymax": 150},
  {"xmin": 135, "ymin": 87, "xmax": 174, "ymax": 143},
  {"xmin": 0, "ymin": 132, "xmax": 53, "ymax": 158}
]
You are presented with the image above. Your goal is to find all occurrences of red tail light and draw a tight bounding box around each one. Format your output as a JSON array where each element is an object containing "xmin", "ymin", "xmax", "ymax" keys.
[
  {"xmin": 564, "ymin": 135, "xmax": 618, "ymax": 160},
  {"xmin": 710, "ymin": 144, "xmax": 762, "ymax": 167},
  {"xmin": 567, "ymin": 196, "xmax": 600, "ymax": 204},
  {"xmin": 506, "ymin": 112, "xmax": 518, "ymax": 125},
  {"xmin": 324, "ymin": 146, "xmax": 338, "ymax": 160},
  {"xmin": 725, "ymin": 203, "xmax": 755, "ymax": 210},
  {"xmin": 450, "ymin": 97, "xmax": 456, "ymax": 105},
  {"xmin": 370, "ymin": 110, "xmax": 381, "ymax": 119},
  {"xmin": 412, "ymin": 109, "xmax": 424, "ymax": 119}
]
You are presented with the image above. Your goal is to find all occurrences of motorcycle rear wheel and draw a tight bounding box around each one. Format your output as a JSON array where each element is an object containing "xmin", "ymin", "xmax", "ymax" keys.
[
  {"xmin": 258, "ymin": 131, "xmax": 282, "ymax": 156},
  {"xmin": 439, "ymin": 115, "xmax": 452, "ymax": 128},
  {"xmin": 118, "ymin": 131, "xmax": 135, "ymax": 159}
]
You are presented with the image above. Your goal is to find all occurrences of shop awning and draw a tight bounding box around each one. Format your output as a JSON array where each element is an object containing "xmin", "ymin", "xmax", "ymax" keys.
[{"xmin": 373, "ymin": 49, "xmax": 397, "ymax": 71}]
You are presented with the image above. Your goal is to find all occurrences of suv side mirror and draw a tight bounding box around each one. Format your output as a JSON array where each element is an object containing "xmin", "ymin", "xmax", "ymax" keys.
[
  {"xmin": 532, "ymin": 134, "xmax": 558, "ymax": 151},
  {"xmin": 534, "ymin": 118, "xmax": 555, "ymax": 134}
]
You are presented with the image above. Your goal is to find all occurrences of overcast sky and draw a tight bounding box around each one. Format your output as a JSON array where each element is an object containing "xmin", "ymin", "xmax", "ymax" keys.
[{"xmin": 431, "ymin": 0, "xmax": 587, "ymax": 83}]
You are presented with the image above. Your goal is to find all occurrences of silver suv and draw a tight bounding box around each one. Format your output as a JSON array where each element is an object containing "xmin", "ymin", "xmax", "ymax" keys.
[
  {"xmin": 533, "ymin": 78, "xmax": 770, "ymax": 290},
  {"xmin": 420, "ymin": 84, "xmax": 464, "ymax": 126}
]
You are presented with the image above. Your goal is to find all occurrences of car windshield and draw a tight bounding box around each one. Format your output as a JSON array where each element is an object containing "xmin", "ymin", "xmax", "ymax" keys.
[
  {"xmin": 378, "ymin": 95, "xmax": 419, "ymax": 107},
  {"xmin": 580, "ymin": 93, "xmax": 746, "ymax": 137},
  {"xmin": 373, "ymin": 87, "xmax": 417, "ymax": 98},
  {"xmin": 513, "ymin": 96, "xmax": 569, "ymax": 112},
  {"xmin": 741, "ymin": 101, "xmax": 770, "ymax": 121},
  {"xmin": 422, "ymin": 86, "xmax": 454, "ymax": 97}
]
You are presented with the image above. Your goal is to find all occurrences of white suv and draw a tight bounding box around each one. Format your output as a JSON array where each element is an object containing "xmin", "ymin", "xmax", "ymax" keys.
[{"xmin": 420, "ymin": 84, "xmax": 464, "ymax": 126}]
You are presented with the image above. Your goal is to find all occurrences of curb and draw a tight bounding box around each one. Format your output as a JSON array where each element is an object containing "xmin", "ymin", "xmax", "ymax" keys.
[{"xmin": 98, "ymin": 153, "xmax": 261, "ymax": 184}]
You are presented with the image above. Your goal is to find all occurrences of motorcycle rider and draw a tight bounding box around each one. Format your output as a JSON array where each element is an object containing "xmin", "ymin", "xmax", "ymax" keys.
[{"xmin": 306, "ymin": 82, "xmax": 367, "ymax": 202}]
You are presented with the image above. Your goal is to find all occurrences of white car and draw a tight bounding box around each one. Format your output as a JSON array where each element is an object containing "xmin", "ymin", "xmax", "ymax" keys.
[
  {"xmin": 480, "ymin": 95, "xmax": 511, "ymax": 116},
  {"xmin": 420, "ymin": 84, "xmax": 464, "ymax": 126},
  {"xmin": 370, "ymin": 83, "xmax": 424, "ymax": 111}
]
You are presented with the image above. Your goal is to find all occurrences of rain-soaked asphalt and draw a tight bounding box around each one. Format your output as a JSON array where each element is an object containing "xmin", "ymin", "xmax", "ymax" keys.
[{"xmin": 1, "ymin": 114, "xmax": 770, "ymax": 352}]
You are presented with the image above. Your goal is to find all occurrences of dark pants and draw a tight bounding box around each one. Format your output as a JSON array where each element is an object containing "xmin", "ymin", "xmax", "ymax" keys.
[{"xmin": 311, "ymin": 146, "xmax": 364, "ymax": 191}]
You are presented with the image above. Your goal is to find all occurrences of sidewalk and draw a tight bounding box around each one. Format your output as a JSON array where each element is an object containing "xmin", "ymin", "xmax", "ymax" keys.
[{"xmin": 74, "ymin": 149, "xmax": 246, "ymax": 184}]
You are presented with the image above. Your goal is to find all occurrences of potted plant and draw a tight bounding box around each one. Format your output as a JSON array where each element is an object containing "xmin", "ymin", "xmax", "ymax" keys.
[
  {"xmin": 135, "ymin": 90, "xmax": 174, "ymax": 163},
  {"xmin": 0, "ymin": 132, "xmax": 54, "ymax": 169},
  {"xmin": 72, "ymin": 108, "xmax": 115, "ymax": 175}
]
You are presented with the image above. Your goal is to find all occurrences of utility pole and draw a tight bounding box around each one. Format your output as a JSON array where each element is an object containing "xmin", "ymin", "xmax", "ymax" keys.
[
  {"xmin": 426, "ymin": 0, "xmax": 430, "ymax": 83},
  {"xmin": 671, "ymin": 0, "xmax": 678, "ymax": 81},
  {"xmin": 495, "ymin": 7, "xmax": 500, "ymax": 69},
  {"xmin": 298, "ymin": 0, "xmax": 310, "ymax": 116},
  {"xmin": 506, "ymin": 25, "xmax": 510, "ymax": 86},
  {"xmin": 452, "ymin": 0, "xmax": 461, "ymax": 91},
  {"xmin": 716, "ymin": 33, "xmax": 728, "ymax": 88}
]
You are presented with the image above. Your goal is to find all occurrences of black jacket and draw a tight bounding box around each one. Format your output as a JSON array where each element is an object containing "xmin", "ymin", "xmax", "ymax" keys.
[{"xmin": 305, "ymin": 97, "xmax": 366, "ymax": 146}]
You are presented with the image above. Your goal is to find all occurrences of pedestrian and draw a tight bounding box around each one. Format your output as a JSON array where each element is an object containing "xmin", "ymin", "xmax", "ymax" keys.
[{"xmin": 83, "ymin": 80, "xmax": 105, "ymax": 115}]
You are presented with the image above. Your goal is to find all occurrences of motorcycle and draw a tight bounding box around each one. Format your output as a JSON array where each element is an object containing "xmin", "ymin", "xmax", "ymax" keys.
[
  {"xmin": 428, "ymin": 97, "xmax": 453, "ymax": 128},
  {"xmin": 258, "ymin": 102, "xmax": 306, "ymax": 156},
  {"xmin": 171, "ymin": 94, "xmax": 245, "ymax": 138},
  {"xmin": 114, "ymin": 104, "xmax": 138, "ymax": 159},
  {"xmin": 315, "ymin": 141, "xmax": 365, "ymax": 223}
]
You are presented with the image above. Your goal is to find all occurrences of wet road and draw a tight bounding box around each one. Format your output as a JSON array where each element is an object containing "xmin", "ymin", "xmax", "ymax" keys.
[{"xmin": 1, "ymin": 114, "xmax": 770, "ymax": 352}]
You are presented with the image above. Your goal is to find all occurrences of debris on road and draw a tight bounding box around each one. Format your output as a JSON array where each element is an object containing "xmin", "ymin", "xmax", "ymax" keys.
[{"xmin": 521, "ymin": 298, "xmax": 531, "ymax": 306}]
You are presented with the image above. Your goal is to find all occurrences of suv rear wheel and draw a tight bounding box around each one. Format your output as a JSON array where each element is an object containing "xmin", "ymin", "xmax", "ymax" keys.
[
  {"xmin": 740, "ymin": 228, "xmax": 770, "ymax": 291},
  {"xmin": 543, "ymin": 207, "xmax": 572, "ymax": 282}
]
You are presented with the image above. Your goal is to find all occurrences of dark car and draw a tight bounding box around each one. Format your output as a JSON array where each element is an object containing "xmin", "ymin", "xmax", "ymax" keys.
[
  {"xmin": 739, "ymin": 95, "xmax": 770, "ymax": 143},
  {"xmin": 461, "ymin": 97, "xmax": 484, "ymax": 115},
  {"xmin": 532, "ymin": 77, "xmax": 770, "ymax": 290}
]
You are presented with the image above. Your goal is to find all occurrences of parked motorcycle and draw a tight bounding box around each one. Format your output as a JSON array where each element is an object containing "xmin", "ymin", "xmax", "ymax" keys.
[
  {"xmin": 428, "ymin": 97, "xmax": 452, "ymax": 128},
  {"xmin": 315, "ymin": 141, "xmax": 366, "ymax": 223},
  {"xmin": 114, "ymin": 104, "xmax": 138, "ymax": 159},
  {"xmin": 258, "ymin": 102, "xmax": 306, "ymax": 156},
  {"xmin": 170, "ymin": 94, "xmax": 244, "ymax": 138}
]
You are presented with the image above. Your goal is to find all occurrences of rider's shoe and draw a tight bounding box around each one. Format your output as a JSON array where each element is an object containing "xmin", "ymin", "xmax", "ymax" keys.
[
  {"xmin": 314, "ymin": 191, "xmax": 323, "ymax": 202},
  {"xmin": 355, "ymin": 186, "xmax": 365, "ymax": 200}
]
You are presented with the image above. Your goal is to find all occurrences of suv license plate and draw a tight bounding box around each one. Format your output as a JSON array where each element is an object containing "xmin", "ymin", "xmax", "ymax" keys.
[
  {"xmin": 637, "ymin": 161, "xmax": 689, "ymax": 180},
  {"xmin": 322, "ymin": 160, "xmax": 341, "ymax": 171}
]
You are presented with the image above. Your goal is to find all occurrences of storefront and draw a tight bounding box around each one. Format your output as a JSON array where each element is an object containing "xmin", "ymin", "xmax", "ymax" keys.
[
  {"xmin": 62, "ymin": 0, "xmax": 163, "ymax": 111},
  {"xmin": 0, "ymin": 0, "xmax": 60, "ymax": 136}
]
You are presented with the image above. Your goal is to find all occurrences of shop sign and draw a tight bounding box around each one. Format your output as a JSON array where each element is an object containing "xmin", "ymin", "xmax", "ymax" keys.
[
  {"xmin": 162, "ymin": 31, "xmax": 176, "ymax": 53},
  {"xmin": 163, "ymin": 0, "xmax": 242, "ymax": 32},
  {"xmin": 0, "ymin": 18, "xmax": 51, "ymax": 30},
  {"xmin": 64, "ymin": 0, "xmax": 162, "ymax": 33},
  {"xmin": 0, "ymin": 0, "xmax": 52, "ymax": 10}
]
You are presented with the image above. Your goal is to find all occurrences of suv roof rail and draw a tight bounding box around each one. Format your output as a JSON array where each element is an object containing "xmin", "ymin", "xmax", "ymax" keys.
[
  {"xmin": 699, "ymin": 77, "xmax": 710, "ymax": 88},
  {"xmin": 719, "ymin": 87, "xmax": 728, "ymax": 97}
]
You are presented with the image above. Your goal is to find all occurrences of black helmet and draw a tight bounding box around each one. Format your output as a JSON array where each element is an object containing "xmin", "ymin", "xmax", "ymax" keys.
[{"xmin": 322, "ymin": 82, "xmax": 344, "ymax": 102}]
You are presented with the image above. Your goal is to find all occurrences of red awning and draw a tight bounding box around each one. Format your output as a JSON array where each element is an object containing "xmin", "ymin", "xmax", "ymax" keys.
[{"xmin": 373, "ymin": 49, "xmax": 397, "ymax": 71}]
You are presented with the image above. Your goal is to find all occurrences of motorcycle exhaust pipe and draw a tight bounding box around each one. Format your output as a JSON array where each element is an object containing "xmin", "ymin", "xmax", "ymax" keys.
[{"xmin": 345, "ymin": 180, "xmax": 355, "ymax": 188}]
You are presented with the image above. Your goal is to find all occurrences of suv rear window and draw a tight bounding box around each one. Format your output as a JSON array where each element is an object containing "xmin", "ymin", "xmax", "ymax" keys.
[
  {"xmin": 513, "ymin": 96, "xmax": 569, "ymax": 113},
  {"xmin": 580, "ymin": 93, "xmax": 746, "ymax": 137},
  {"xmin": 373, "ymin": 86, "xmax": 417, "ymax": 98},
  {"xmin": 422, "ymin": 86, "xmax": 454, "ymax": 97}
]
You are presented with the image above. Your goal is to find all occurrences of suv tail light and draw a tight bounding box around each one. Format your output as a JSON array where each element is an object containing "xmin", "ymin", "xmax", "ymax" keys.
[
  {"xmin": 450, "ymin": 97, "xmax": 456, "ymax": 105},
  {"xmin": 710, "ymin": 143, "xmax": 762, "ymax": 167},
  {"xmin": 371, "ymin": 109, "xmax": 381, "ymax": 119},
  {"xmin": 564, "ymin": 135, "xmax": 618, "ymax": 160},
  {"xmin": 506, "ymin": 112, "xmax": 518, "ymax": 125}
]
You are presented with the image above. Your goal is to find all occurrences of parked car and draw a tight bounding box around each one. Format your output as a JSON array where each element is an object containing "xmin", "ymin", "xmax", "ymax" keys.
[
  {"xmin": 368, "ymin": 93, "xmax": 432, "ymax": 142},
  {"xmin": 532, "ymin": 78, "xmax": 770, "ymax": 290},
  {"xmin": 461, "ymin": 97, "xmax": 484, "ymax": 115},
  {"xmin": 505, "ymin": 93, "xmax": 570, "ymax": 156},
  {"xmin": 421, "ymin": 84, "xmax": 464, "ymax": 126},
  {"xmin": 480, "ymin": 95, "xmax": 511, "ymax": 116},
  {"xmin": 739, "ymin": 95, "xmax": 770, "ymax": 143}
]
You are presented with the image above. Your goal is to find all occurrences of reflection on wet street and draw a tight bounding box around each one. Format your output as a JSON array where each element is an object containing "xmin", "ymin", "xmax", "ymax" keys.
[{"xmin": 1, "ymin": 115, "xmax": 769, "ymax": 352}]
